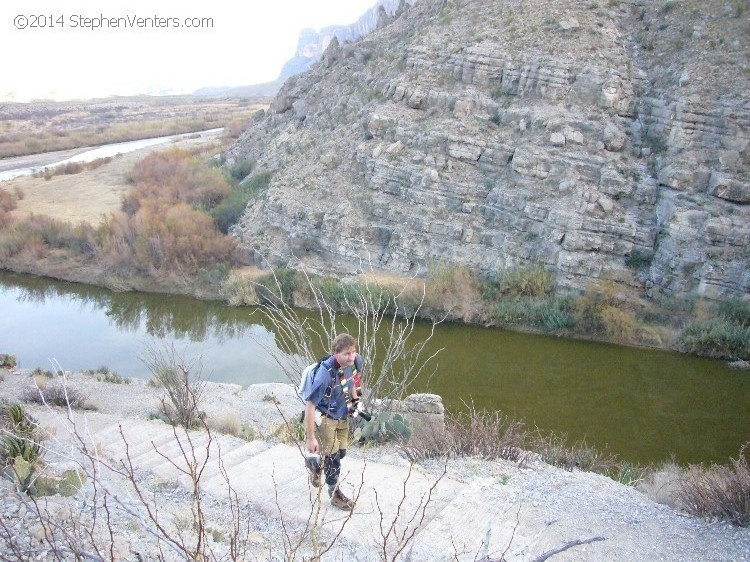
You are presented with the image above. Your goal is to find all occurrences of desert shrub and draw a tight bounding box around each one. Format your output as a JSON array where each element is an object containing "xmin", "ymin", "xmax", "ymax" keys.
[
  {"xmin": 221, "ymin": 272, "xmax": 258, "ymax": 306},
  {"xmin": 269, "ymin": 419, "xmax": 306, "ymax": 444},
  {"xmin": 143, "ymin": 344, "xmax": 206, "ymax": 429},
  {"xmin": 23, "ymin": 384, "xmax": 91, "ymax": 410},
  {"xmin": 0, "ymin": 188, "xmax": 18, "ymax": 212},
  {"xmin": 424, "ymin": 262, "xmax": 483, "ymax": 321},
  {"xmin": 3, "ymin": 215, "xmax": 97, "ymax": 257},
  {"xmin": 0, "ymin": 354, "xmax": 17, "ymax": 368},
  {"xmin": 0, "ymin": 210, "xmax": 14, "ymax": 229},
  {"xmin": 718, "ymin": 299, "xmax": 750, "ymax": 328},
  {"xmin": 229, "ymin": 158, "xmax": 255, "ymax": 182},
  {"xmin": 400, "ymin": 405, "xmax": 527, "ymax": 463},
  {"xmin": 637, "ymin": 460, "xmax": 682, "ymax": 507},
  {"xmin": 85, "ymin": 366, "xmax": 131, "ymax": 384},
  {"xmin": 678, "ymin": 443, "xmax": 750, "ymax": 527},
  {"xmin": 531, "ymin": 431, "xmax": 619, "ymax": 474},
  {"xmin": 446, "ymin": 407, "xmax": 527, "ymax": 461},
  {"xmin": 99, "ymin": 202, "xmax": 237, "ymax": 274},
  {"xmin": 678, "ymin": 319, "xmax": 750, "ymax": 359},
  {"xmin": 129, "ymin": 147, "xmax": 231, "ymax": 210},
  {"xmin": 485, "ymin": 266, "xmax": 556, "ymax": 299},
  {"xmin": 31, "ymin": 367, "xmax": 55, "ymax": 379},
  {"xmin": 572, "ymin": 280, "xmax": 637, "ymax": 340},
  {"xmin": 33, "ymin": 156, "xmax": 113, "ymax": 179}
]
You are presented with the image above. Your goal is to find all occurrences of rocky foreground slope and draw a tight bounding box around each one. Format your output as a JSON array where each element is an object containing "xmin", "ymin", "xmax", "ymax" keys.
[
  {"xmin": 227, "ymin": 0, "xmax": 749, "ymax": 298},
  {"xmin": 1, "ymin": 371, "xmax": 749, "ymax": 560}
]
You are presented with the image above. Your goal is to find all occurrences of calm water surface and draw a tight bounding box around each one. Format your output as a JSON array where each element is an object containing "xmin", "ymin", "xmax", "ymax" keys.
[{"xmin": 0, "ymin": 271, "xmax": 747, "ymax": 465}]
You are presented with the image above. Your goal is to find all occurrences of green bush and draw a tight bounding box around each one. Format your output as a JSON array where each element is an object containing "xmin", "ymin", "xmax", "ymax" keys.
[
  {"xmin": 229, "ymin": 158, "xmax": 255, "ymax": 182},
  {"xmin": 255, "ymin": 268, "xmax": 298, "ymax": 305},
  {"xmin": 718, "ymin": 299, "xmax": 750, "ymax": 328},
  {"xmin": 487, "ymin": 296, "xmax": 573, "ymax": 332},
  {"xmin": 625, "ymin": 249, "xmax": 653, "ymax": 270},
  {"xmin": 678, "ymin": 320, "xmax": 750, "ymax": 359},
  {"xmin": 211, "ymin": 170, "xmax": 272, "ymax": 234},
  {"xmin": 311, "ymin": 278, "xmax": 365, "ymax": 310}
]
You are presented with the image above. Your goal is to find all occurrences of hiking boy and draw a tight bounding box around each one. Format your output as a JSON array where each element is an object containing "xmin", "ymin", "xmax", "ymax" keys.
[{"xmin": 303, "ymin": 333, "xmax": 363, "ymax": 510}]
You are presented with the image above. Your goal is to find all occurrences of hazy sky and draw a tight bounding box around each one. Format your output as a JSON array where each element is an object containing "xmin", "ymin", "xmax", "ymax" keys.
[{"xmin": 1, "ymin": 0, "xmax": 379, "ymax": 101}]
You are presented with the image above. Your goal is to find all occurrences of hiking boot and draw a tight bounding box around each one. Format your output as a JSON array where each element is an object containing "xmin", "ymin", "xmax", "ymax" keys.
[
  {"xmin": 309, "ymin": 468, "xmax": 321, "ymax": 488},
  {"xmin": 329, "ymin": 487, "xmax": 354, "ymax": 510}
]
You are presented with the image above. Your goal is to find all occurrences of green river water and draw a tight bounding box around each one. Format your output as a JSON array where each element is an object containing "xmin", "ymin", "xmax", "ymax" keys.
[{"xmin": 0, "ymin": 271, "xmax": 747, "ymax": 466}]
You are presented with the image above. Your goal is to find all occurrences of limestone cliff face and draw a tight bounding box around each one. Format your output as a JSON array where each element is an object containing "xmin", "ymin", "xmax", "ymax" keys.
[{"xmin": 228, "ymin": 0, "xmax": 749, "ymax": 298}]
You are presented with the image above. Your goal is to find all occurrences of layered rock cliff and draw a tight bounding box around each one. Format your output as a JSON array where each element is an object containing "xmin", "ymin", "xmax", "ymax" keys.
[{"xmin": 227, "ymin": 0, "xmax": 749, "ymax": 298}]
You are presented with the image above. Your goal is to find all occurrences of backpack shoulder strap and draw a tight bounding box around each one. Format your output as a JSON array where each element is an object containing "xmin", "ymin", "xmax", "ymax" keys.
[{"xmin": 317, "ymin": 355, "xmax": 335, "ymax": 379}]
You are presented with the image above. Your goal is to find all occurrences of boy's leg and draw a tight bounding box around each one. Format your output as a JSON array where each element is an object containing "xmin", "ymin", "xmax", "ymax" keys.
[
  {"xmin": 308, "ymin": 416, "xmax": 335, "ymax": 487},
  {"xmin": 316, "ymin": 417, "xmax": 341, "ymax": 486},
  {"xmin": 328, "ymin": 419, "xmax": 354, "ymax": 510}
]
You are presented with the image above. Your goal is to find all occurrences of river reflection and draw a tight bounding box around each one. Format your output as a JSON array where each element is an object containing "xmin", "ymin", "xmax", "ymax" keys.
[
  {"xmin": 1, "ymin": 270, "xmax": 748, "ymax": 465},
  {"xmin": 0, "ymin": 271, "xmax": 282, "ymax": 384}
]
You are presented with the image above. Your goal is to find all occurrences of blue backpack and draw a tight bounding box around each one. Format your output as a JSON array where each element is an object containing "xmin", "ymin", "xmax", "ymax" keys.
[{"xmin": 298, "ymin": 355, "xmax": 332, "ymax": 404}]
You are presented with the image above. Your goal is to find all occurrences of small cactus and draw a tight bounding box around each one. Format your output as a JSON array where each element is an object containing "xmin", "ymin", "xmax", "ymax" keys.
[{"xmin": 357, "ymin": 412, "xmax": 412, "ymax": 444}]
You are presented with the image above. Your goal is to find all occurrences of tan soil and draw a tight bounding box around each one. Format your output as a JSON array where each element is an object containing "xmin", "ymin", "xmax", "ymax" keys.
[{"xmin": 4, "ymin": 135, "xmax": 225, "ymax": 226}]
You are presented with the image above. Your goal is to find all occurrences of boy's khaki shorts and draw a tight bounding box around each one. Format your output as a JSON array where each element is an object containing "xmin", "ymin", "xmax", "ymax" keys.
[{"xmin": 316, "ymin": 416, "xmax": 349, "ymax": 456}]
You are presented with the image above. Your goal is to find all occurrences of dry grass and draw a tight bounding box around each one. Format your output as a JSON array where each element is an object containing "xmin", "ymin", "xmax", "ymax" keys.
[
  {"xmin": 5, "ymin": 136, "xmax": 224, "ymax": 226},
  {"xmin": 400, "ymin": 404, "xmax": 529, "ymax": 464},
  {"xmin": 0, "ymin": 96, "xmax": 267, "ymax": 158},
  {"xmin": 206, "ymin": 411, "xmax": 242, "ymax": 437},
  {"xmin": 677, "ymin": 443, "xmax": 750, "ymax": 527},
  {"xmin": 424, "ymin": 262, "xmax": 483, "ymax": 321},
  {"xmin": 637, "ymin": 460, "xmax": 682, "ymax": 508},
  {"xmin": 23, "ymin": 384, "xmax": 93, "ymax": 410}
]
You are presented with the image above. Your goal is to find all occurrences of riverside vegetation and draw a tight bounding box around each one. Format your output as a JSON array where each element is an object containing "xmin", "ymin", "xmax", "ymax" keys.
[{"xmin": 1, "ymin": 146, "xmax": 749, "ymax": 359}]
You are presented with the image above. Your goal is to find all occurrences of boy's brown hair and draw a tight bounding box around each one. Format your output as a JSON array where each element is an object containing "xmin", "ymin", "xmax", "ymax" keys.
[{"xmin": 331, "ymin": 333, "xmax": 356, "ymax": 354}]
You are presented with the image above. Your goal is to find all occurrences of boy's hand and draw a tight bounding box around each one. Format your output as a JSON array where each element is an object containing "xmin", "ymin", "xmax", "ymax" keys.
[{"xmin": 307, "ymin": 436, "xmax": 319, "ymax": 454}]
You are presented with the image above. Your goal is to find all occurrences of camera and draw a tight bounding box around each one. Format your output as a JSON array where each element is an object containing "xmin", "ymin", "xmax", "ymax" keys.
[
  {"xmin": 349, "ymin": 401, "xmax": 372, "ymax": 422},
  {"xmin": 305, "ymin": 452, "xmax": 322, "ymax": 473}
]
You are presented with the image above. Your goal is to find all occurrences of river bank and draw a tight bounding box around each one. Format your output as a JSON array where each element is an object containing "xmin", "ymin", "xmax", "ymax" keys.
[
  {"xmin": 1, "ymin": 367, "xmax": 749, "ymax": 560},
  {"xmin": 1, "ymin": 126, "xmax": 747, "ymax": 364}
]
